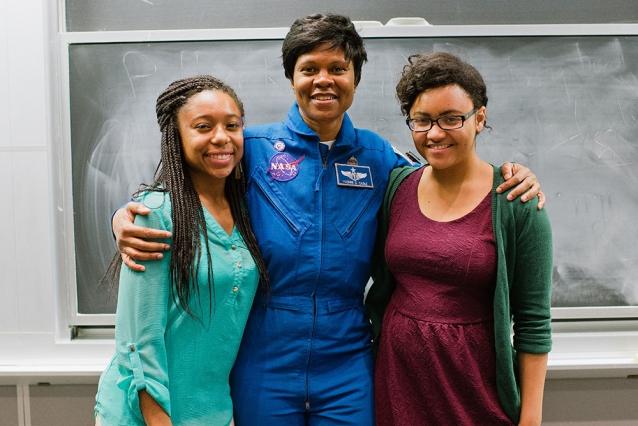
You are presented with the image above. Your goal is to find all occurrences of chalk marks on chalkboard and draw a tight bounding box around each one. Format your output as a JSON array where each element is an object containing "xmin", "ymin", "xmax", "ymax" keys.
[
  {"xmin": 123, "ymin": 51, "xmax": 158, "ymax": 98},
  {"xmin": 265, "ymin": 57, "xmax": 279, "ymax": 87},
  {"xmin": 180, "ymin": 50, "xmax": 202, "ymax": 70},
  {"xmin": 553, "ymin": 264, "xmax": 629, "ymax": 307}
]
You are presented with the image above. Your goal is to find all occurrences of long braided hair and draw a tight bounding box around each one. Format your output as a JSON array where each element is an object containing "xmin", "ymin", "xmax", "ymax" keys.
[{"xmin": 105, "ymin": 75, "xmax": 268, "ymax": 317}]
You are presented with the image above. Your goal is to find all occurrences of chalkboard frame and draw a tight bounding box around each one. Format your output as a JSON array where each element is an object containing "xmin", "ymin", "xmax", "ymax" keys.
[{"xmin": 56, "ymin": 23, "xmax": 638, "ymax": 326}]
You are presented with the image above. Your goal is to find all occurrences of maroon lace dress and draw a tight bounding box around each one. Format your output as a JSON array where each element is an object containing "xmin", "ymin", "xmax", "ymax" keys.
[{"xmin": 375, "ymin": 167, "xmax": 514, "ymax": 425}]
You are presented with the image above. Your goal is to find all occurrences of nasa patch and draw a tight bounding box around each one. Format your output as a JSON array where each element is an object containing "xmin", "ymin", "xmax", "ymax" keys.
[{"xmin": 268, "ymin": 153, "xmax": 304, "ymax": 182}]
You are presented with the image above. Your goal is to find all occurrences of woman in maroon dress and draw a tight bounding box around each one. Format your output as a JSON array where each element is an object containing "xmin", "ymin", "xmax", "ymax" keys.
[{"xmin": 369, "ymin": 53, "xmax": 553, "ymax": 426}]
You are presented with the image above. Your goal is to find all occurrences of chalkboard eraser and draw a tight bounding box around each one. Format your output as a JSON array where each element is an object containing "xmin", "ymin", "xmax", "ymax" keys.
[
  {"xmin": 353, "ymin": 20, "xmax": 384, "ymax": 28},
  {"xmin": 385, "ymin": 17, "xmax": 431, "ymax": 26}
]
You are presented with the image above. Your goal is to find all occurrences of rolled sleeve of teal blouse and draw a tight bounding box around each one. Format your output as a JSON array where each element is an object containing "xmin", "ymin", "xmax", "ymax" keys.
[
  {"xmin": 114, "ymin": 197, "xmax": 173, "ymax": 421},
  {"xmin": 510, "ymin": 196, "xmax": 553, "ymax": 354}
]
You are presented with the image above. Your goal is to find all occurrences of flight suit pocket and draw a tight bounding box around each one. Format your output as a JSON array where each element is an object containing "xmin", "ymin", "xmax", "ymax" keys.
[
  {"xmin": 247, "ymin": 169, "xmax": 310, "ymax": 282},
  {"xmin": 333, "ymin": 186, "xmax": 381, "ymax": 239},
  {"xmin": 328, "ymin": 186, "xmax": 382, "ymax": 286},
  {"xmin": 250, "ymin": 169, "xmax": 309, "ymax": 236}
]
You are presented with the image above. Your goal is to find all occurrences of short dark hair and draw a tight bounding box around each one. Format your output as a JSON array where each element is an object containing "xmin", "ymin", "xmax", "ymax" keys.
[
  {"xmin": 395, "ymin": 52, "xmax": 488, "ymax": 116},
  {"xmin": 282, "ymin": 14, "xmax": 367, "ymax": 85}
]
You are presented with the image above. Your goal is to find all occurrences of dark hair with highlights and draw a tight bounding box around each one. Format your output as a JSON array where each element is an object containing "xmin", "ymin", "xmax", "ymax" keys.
[
  {"xmin": 104, "ymin": 75, "xmax": 268, "ymax": 318},
  {"xmin": 282, "ymin": 13, "xmax": 367, "ymax": 85},
  {"xmin": 396, "ymin": 52, "xmax": 488, "ymax": 117}
]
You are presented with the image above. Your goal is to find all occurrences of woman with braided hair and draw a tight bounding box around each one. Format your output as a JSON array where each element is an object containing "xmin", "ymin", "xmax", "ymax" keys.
[{"xmin": 94, "ymin": 75, "xmax": 267, "ymax": 426}]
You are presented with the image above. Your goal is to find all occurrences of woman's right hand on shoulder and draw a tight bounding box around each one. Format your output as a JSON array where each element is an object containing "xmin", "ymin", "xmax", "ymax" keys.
[{"xmin": 112, "ymin": 202, "xmax": 172, "ymax": 272}]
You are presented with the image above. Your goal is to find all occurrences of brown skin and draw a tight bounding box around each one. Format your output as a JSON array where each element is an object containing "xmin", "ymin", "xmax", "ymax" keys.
[
  {"xmin": 139, "ymin": 391, "xmax": 172, "ymax": 426},
  {"xmin": 410, "ymin": 85, "xmax": 493, "ymax": 223},
  {"xmin": 176, "ymin": 90, "xmax": 244, "ymax": 235},
  {"xmin": 291, "ymin": 45, "xmax": 356, "ymax": 141},
  {"xmin": 498, "ymin": 163, "xmax": 545, "ymax": 203},
  {"xmin": 517, "ymin": 353, "xmax": 548, "ymax": 426}
]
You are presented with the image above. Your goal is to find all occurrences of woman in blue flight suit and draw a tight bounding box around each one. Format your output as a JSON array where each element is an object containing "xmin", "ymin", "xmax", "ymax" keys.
[
  {"xmin": 112, "ymin": 14, "xmax": 543, "ymax": 426},
  {"xmin": 228, "ymin": 16, "xmax": 401, "ymax": 424}
]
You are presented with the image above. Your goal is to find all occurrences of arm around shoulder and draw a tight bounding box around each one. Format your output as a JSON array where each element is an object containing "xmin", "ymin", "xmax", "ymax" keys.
[{"xmin": 113, "ymin": 199, "xmax": 173, "ymax": 271}]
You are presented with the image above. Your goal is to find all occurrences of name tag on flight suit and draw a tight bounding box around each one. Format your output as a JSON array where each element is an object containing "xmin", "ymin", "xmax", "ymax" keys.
[{"xmin": 334, "ymin": 163, "xmax": 374, "ymax": 189}]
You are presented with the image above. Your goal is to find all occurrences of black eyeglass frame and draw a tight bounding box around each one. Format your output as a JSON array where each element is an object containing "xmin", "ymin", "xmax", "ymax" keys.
[{"xmin": 406, "ymin": 108, "xmax": 478, "ymax": 133}]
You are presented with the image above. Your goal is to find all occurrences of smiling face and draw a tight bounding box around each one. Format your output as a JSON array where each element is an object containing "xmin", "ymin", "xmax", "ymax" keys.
[
  {"xmin": 409, "ymin": 84, "xmax": 486, "ymax": 171},
  {"xmin": 291, "ymin": 44, "xmax": 356, "ymax": 138},
  {"xmin": 177, "ymin": 90, "xmax": 244, "ymax": 185}
]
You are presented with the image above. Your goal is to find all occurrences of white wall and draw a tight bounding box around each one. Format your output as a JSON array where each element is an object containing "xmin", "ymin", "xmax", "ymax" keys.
[
  {"xmin": 0, "ymin": 0, "xmax": 112, "ymax": 375},
  {"xmin": 0, "ymin": 0, "xmax": 55, "ymax": 342}
]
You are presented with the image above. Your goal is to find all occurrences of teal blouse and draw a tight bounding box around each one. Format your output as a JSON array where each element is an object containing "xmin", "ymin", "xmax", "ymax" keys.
[{"xmin": 95, "ymin": 191, "xmax": 258, "ymax": 425}]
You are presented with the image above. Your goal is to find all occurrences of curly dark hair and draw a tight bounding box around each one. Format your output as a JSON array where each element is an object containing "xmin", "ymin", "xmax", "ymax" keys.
[
  {"xmin": 396, "ymin": 52, "xmax": 488, "ymax": 117},
  {"xmin": 282, "ymin": 13, "xmax": 367, "ymax": 85}
]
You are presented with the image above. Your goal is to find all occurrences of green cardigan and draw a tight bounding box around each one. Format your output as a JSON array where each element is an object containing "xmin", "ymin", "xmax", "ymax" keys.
[{"xmin": 366, "ymin": 165, "xmax": 553, "ymax": 423}]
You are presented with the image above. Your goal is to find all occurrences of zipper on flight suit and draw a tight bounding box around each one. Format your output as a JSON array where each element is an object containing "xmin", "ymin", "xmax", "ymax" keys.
[
  {"xmin": 314, "ymin": 141, "xmax": 330, "ymax": 191},
  {"xmin": 305, "ymin": 141, "xmax": 331, "ymax": 413},
  {"xmin": 304, "ymin": 286, "xmax": 317, "ymax": 414}
]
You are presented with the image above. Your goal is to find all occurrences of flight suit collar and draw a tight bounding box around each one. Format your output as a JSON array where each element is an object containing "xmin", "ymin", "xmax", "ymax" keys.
[{"xmin": 285, "ymin": 103, "xmax": 357, "ymax": 149}]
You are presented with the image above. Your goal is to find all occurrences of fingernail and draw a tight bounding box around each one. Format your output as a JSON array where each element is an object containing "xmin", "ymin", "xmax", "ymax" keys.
[
  {"xmin": 507, "ymin": 194, "xmax": 513, "ymax": 200},
  {"xmin": 157, "ymin": 253, "xmax": 163, "ymax": 259},
  {"xmin": 164, "ymin": 244, "xmax": 170, "ymax": 250}
]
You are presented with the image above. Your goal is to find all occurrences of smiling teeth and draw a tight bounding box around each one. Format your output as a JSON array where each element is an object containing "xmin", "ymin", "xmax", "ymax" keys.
[
  {"xmin": 313, "ymin": 95, "xmax": 336, "ymax": 100},
  {"xmin": 207, "ymin": 153, "xmax": 232, "ymax": 160},
  {"xmin": 428, "ymin": 144, "xmax": 452, "ymax": 150}
]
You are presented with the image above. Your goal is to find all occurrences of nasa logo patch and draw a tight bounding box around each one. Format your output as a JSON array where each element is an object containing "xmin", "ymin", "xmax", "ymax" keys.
[{"xmin": 268, "ymin": 153, "xmax": 304, "ymax": 182}]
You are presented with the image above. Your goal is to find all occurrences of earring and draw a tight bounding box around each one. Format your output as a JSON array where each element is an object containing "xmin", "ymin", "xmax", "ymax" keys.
[{"xmin": 234, "ymin": 162, "xmax": 243, "ymax": 180}]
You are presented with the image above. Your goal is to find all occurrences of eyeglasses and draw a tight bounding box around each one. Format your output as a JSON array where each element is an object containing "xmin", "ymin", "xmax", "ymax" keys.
[{"xmin": 406, "ymin": 108, "xmax": 478, "ymax": 132}]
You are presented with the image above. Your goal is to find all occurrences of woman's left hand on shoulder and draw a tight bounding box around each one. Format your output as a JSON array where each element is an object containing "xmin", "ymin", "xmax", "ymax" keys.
[{"xmin": 496, "ymin": 162, "xmax": 545, "ymax": 210}]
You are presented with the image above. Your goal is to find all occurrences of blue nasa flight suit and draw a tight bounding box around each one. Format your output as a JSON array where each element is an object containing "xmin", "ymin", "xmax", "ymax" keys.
[{"xmin": 230, "ymin": 104, "xmax": 406, "ymax": 425}]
